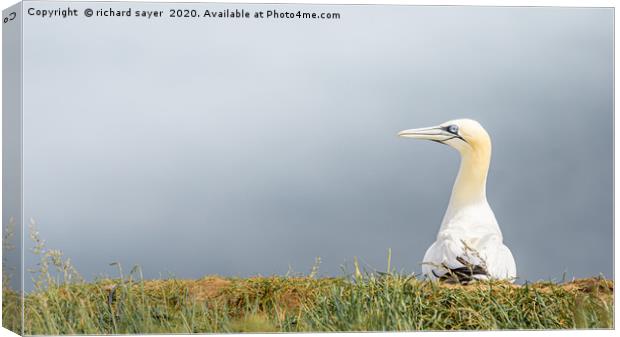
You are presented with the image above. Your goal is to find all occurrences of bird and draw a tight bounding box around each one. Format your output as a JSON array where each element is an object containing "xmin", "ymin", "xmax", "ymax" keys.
[{"xmin": 398, "ymin": 119, "xmax": 516, "ymax": 284}]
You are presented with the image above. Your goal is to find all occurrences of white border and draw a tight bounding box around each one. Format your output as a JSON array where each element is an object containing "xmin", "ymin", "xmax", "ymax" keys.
[{"xmin": 0, "ymin": 1, "xmax": 616, "ymax": 337}]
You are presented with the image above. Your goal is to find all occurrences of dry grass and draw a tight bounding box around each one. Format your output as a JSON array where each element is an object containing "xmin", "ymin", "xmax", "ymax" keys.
[
  {"xmin": 10, "ymin": 273, "xmax": 612, "ymax": 334},
  {"xmin": 1, "ymin": 224, "xmax": 614, "ymax": 334}
]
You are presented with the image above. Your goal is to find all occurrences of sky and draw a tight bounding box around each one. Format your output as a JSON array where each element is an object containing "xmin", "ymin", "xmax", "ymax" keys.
[{"xmin": 15, "ymin": 2, "xmax": 613, "ymax": 289}]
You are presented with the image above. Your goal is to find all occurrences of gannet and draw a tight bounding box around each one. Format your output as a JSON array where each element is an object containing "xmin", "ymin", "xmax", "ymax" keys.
[{"xmin": 398, "ymin": 119, "xmax": 516, "ymax": 284}]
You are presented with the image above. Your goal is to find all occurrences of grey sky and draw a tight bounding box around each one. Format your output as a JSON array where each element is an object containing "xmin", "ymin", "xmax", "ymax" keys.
[{"xmin": 19, "ymin": 2, "xmax": 612, "ymax": 289}]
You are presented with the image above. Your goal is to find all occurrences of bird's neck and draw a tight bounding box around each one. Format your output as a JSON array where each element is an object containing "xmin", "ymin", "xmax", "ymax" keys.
[{"xmin": 447, "ymin": 146, "xmax": 491, "ymax": 210}]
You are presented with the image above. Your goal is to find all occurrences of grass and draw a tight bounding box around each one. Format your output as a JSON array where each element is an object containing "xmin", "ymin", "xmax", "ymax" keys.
[
  {"xmin": 2, "ymin": 225, "xmax": 614, "ymax": 334},
  {"xmin": 11, "ymin": 273, "xmax": 614, "ymax": 334}
]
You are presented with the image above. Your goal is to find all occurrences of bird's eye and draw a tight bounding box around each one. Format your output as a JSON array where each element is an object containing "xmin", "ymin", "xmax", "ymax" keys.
[{"xmin": 447, "ymin": 125, "xmax": 459, "ymax": 134}]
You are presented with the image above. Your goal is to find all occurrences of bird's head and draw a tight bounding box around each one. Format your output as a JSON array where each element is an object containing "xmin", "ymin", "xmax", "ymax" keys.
[{"xmin": 398, "ymin": 119, "xmax": 491, "ymax": 155}]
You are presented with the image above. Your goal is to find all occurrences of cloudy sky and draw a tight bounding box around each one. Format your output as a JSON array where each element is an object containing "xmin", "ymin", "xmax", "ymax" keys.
[{"xmin": 18, "ymin": 3, "xmax": 612, "ymax": 289}]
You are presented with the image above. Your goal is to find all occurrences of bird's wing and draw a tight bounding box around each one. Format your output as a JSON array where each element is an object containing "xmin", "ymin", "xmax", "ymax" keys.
[
  {"xmin": 482, "ymin": 243, "xmax": 517, "ymax": 280},
  {"xmin": 422, "ymin": 239, "xmax": 486, "ymax": 283},
  {"xmin": 422, "ymin": 236, "xmax": 516, "ymax": 283}
]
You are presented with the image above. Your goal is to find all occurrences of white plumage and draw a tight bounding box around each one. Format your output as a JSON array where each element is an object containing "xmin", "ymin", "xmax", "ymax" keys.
[{"xmin": 399, "ymin": 119, "xmax": 516, "ymax": 283}]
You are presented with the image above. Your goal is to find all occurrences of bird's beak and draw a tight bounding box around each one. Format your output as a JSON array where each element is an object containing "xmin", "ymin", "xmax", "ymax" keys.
[{"xmin": 398, "ymin": 126, "xmax": 452, "ymax": 142}]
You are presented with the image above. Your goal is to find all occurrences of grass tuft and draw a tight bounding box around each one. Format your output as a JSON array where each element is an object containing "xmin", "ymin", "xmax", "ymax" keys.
[
  {"xmin": 7, "ymin": 224, "xmax": 616, "ymax": 333},
  {"xmin": 20, "ymin": 270, "xmax": 613, "ymax": 333}
]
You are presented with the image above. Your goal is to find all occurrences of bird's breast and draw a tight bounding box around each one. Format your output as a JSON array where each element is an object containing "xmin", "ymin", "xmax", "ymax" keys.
[{"xmin": 439, "ymin": 202, "xmax": 502, "ymax": 240}]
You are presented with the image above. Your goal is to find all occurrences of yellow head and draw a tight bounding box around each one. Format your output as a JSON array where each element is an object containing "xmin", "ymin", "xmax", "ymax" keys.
[
  {"xmin": 398, "ymin": 119, "xmax": 491, "ymax": 156},
  {"xmin": 399, "ymin": 119, "xmax": 494, "ymax": 205}
]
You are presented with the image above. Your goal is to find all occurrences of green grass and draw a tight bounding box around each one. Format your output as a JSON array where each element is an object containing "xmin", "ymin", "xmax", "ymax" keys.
[
  {"xmin": 2, "ymin": 226, "xmax": 614, "ymax": 334},
  {"xmin": 8, "ymin": 270, "xmax": 614, "ymax": 334}
]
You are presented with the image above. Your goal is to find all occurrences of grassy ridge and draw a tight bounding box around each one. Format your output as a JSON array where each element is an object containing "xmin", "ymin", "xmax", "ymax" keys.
[
  {"xmin": 2, "ymin": 227, "xmax": 614, "ymax": 333},
  {"xmin": 9, "ymin": 273, "xmax": 613, "ymax": 334}
]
